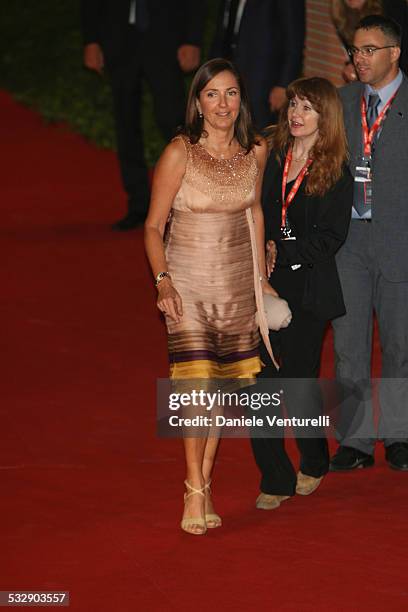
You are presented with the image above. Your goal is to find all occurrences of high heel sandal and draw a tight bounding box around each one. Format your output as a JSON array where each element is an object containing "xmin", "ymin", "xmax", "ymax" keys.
[
  {"xmin": 180, "ymin": 480, "xmax": 207, "ymax": 535},
  {"xmin": 204, "ymin": 480, "xmax": 222, "ymax": 528}
]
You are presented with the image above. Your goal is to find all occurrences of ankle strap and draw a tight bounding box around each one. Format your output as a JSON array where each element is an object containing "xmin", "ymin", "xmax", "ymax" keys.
[{"xmin": 184, "ymin": 480, "xmax": 205, "ymax": 499}]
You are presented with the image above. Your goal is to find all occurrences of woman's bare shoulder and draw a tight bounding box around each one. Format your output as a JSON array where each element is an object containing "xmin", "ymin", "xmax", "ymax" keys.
[{"xmin": 156, "ymin": 136, "xmax": 188, "ymax": 172}]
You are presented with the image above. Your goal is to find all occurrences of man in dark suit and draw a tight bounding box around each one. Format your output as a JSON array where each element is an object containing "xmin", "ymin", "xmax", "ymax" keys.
[
  {"xmin": 331, "ymin": 15, "xmax": 408, "ymax": 472},
  {"xmin": 211, "ymin": 0, "xmax": 305, "ymax": 129},
  {"xmin": 81, "ymin": 0, "xmax": 206, "ymax": 230}
]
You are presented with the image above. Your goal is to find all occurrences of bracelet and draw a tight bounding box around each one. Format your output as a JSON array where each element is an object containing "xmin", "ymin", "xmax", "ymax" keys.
[
  {"xmin": 155, "ymin": 271, "xmax": 171, "ymax": 287},
  {"xmin": 259, "ymin": 274, "xmax": 268, "ymax": 282}
]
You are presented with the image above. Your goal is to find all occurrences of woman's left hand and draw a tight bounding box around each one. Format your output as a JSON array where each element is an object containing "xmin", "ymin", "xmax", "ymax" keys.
[
  {"xmin": 266, "ymin": 240, "xmax": 277, "ymax": 276},
  {"xmin": 342, "ymin": 62, "xmax": 357, "ymax": 82}
]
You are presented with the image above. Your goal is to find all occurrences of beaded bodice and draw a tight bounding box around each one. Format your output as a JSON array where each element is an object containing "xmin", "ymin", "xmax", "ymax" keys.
[{"xmin": 172, "ymin": 135, "xmax": 258, "ymax": 213}]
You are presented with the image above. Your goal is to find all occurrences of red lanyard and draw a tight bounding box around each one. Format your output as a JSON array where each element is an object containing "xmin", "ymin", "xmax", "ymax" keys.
[
  {"xmin": 281, "ymin": 147, "xmax": 313, "ymax": 228},
  {"xmin": 361, "ymin": 92, "xmax": 397, "ymax": 157}
]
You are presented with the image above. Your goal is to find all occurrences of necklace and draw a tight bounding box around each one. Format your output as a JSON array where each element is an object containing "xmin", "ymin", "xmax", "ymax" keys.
[
  {"xmin": 292, "ymin": 153, "xmax": 309, "ymax": 162},
  {"xmin": 205, "ymin": 146, "xmax": 232, "ymax": 159},
  {"xmin": 199, "ymin": 140, "xmax": 238, "ymax": 161}
]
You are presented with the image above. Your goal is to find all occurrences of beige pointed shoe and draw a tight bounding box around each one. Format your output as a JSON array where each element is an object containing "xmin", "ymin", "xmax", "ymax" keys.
[
  {"xmin": 296, "ymin": 471, "xmax": 323, "ymax": 496},
  {"xmin": 255, "ymin": 493, "xmax": 290, "ymax": 510}
]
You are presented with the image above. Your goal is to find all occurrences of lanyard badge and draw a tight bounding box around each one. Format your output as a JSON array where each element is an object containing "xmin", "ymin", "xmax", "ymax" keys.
[
  {"xmin": 360, "ymin": 92, "xmax": 396, "ymax": 158},
  {"xmin": 280, "ymin": 147, "xmax": 313, "ymax": 270},
  {"xmin": 355, "ymin": 92, "xmax": 397, "ymax": 209},
  {"xmin": 281, "ymin": 147, "xmax": 313, "ymax": 233}
]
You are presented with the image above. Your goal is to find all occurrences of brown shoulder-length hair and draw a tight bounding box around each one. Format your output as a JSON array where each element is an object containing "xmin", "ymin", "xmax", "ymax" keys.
[
  {"xmin": 272, "ymin": 77, "xmax": 348, "ymax": 198},
  {"xmin": 331, "ymin": 0, "xmax": 383, "ymax": 46},
  {"xmin": 181, "ymin": 58, "xmax": 259, "ymax": 153}
]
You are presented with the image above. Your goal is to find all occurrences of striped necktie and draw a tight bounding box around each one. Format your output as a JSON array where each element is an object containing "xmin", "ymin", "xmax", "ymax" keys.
[{"xmin": 367, "ymin": 93, "xmax": 380, "ymax": 129}]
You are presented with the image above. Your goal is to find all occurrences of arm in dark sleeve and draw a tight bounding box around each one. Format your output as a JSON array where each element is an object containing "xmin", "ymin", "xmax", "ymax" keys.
[
  {"xmin": 262, "ymin": 152, "xmax": 283, "ymax": 243},
  {"xmin": 276, "ymin": 169, "xmax": 353, "ymax": 265},
  {"xmin": 275, "ymin": 0, "xmax": 306, "ymax": 87},
  {"xmin": 80, "ymin": 0, "xmax": 103, "ymax": 45},
  {"xmin": 182, "ymin": 0, "xmax": 207, "ymax": 47}
]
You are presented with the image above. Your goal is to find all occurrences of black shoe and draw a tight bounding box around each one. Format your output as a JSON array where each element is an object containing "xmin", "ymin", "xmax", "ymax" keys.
[
  {"xmin": 111, "ymin": 212, "xmax": 146, "ymax": 231},
  {"xmin": 385, "ymin": 442, "xmax": 408, "ymax": 471},
  {"xmin": 329, "ymin": 445, "xmax": 374, "ymax": 471}
]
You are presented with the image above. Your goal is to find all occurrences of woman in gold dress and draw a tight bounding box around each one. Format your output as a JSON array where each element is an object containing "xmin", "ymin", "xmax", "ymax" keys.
[{"xmin": 144, "ymin": 58, "xmax": 275, "ymax": 535}]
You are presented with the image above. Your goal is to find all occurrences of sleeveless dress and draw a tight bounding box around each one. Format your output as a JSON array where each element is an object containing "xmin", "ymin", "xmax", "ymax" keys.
[{"xmin": 164, "ymin": 136, "xmax": 261, "ymax": 379}]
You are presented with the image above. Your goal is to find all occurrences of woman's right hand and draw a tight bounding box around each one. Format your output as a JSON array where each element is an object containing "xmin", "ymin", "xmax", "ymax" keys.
[
  {"xmin": 157, "ymin": 278, "xmax": 183, "ymax": 323},
  {"xmin": 342, "ymin": 62, "xmax": 357, "ymax": 83}
]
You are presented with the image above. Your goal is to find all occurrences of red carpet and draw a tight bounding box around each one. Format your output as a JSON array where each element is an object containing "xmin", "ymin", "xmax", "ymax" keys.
[{"xmin": 1, "ymin": 90, "xmax": 406, "ymax": 611}]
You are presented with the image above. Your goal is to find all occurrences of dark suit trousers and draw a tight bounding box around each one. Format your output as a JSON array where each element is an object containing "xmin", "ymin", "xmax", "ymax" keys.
[
  {"xmin": 251, "ymin": 284, "xmax": 330, "ymax": 496},
  {"xmin": 108, "ymin": 27, "xmax": 185, "ymax": 214}
]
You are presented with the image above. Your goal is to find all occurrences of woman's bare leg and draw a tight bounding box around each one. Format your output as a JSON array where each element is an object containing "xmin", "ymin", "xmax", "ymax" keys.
[
  {"xmin": 182, "ymin": 436, "xmax": 207, "ymax": 533},
  {"xmin": 202, "ymin": 433, "xmax": 222, "ymax": 525}
]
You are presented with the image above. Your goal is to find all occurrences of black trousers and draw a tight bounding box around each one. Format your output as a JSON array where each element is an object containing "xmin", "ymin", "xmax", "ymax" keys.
[
  {"xmin": 108, "ymin": 27, "xmax": 185, "ymax": 215},
  {"xmin": 251, "ymin": 300, "xmax": 330, "ymax": 496}
]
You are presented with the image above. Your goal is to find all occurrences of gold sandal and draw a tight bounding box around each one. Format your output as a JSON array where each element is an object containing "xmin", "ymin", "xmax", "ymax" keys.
[
  {"xmin": 204, "ymin": 480, "xmax": 222, "ymax": 528},
  {"xmin": 180, "ymin": 481, "xmax": 207, "ymax": 535}
]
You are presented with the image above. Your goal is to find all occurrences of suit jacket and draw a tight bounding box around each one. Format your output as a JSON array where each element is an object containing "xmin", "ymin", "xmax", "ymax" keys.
[
  {"xmin": 262, "ymin": 153, "xmax": 353, "ymax": 320},
  {"xmin": 211, "ymin": 0, "xmax": 305, "ymax": 125},
  {"xmin": 340, "ymin": 75, "xmax": 408, "ymax": 282},
  {"xmin": 81, "ymin": 0, "xmax": 206, "ymax": 65}
]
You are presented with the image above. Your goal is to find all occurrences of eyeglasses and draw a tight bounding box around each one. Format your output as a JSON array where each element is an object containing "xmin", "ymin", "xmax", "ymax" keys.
[{"xmin": 348, "ymin": 45, "xmax": 396, "ymax": 58}]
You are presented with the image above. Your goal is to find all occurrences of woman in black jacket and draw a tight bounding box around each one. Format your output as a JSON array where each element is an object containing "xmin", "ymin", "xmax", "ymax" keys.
[
  {"xmin": 331, "ymin": 0, "xmax": 408, "ymax": 81},
  {"xmin": 252, "ymin": 77, "xmax": 353, "ymax": 510}
]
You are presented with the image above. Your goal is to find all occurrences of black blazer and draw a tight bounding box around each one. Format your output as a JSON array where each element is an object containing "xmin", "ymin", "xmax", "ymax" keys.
[
  {"xmin": 262, "ymin": 153, "xmax": 353, "ymax": 320},
  {"xmin": 81, "ymin": 0, "xmax": 206, "ymax": 65}
]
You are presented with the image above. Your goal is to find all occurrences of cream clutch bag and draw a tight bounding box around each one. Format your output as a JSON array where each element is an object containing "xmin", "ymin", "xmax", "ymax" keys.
[{"xmin": 260, "ymin": 293, "xmax": 292, "ymax": 331}]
